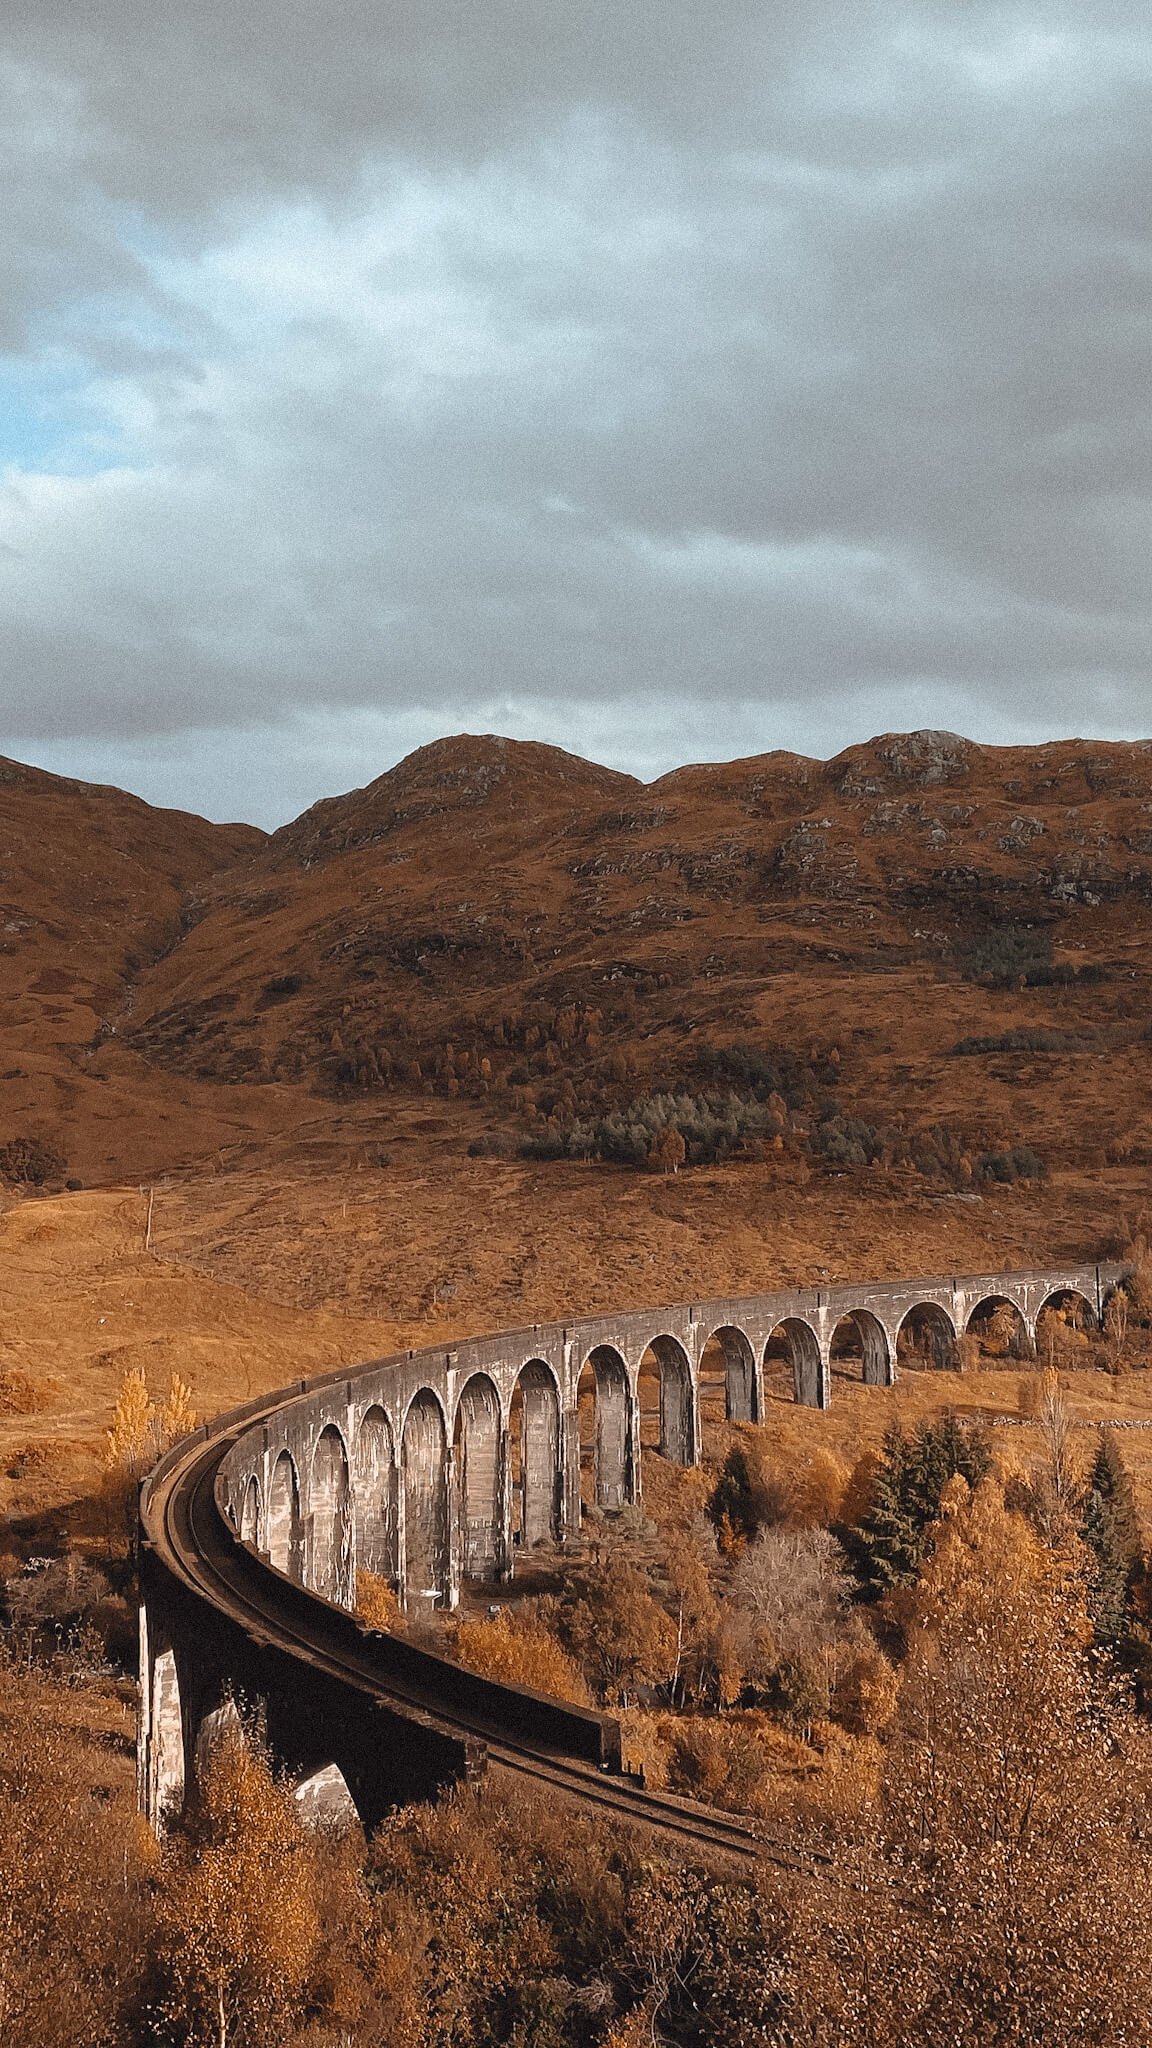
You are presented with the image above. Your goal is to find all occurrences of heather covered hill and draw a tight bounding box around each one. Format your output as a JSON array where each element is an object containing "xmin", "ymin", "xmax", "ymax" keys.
[
  {"xmin": 0, "ymin": 758, "xmax": 270, "ymax": 1182},
  {"xmin": 117, "ymin": 730, "xmax": 1152, "ymax": 1185},
  {"xmin": 0, "ymin": 754, "xmax": 261, "ymax": 1000},
  {"xmin": 4, "ymin": 729, "xmax": 1152, "ymax": 1189}
]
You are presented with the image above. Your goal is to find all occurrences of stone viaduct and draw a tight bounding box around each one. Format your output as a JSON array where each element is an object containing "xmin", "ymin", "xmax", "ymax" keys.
[{"xmin": 139, "ymin": 1259, "xmax": 1124, "ymax": 1836}]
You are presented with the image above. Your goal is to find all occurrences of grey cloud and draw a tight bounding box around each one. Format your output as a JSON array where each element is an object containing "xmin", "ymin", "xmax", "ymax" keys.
[{"xmin": 2, "ymin": 1, "xmax": 1152, "ymax": 815}]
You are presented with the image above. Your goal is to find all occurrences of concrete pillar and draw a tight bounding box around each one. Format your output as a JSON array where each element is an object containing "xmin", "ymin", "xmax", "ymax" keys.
[
  {"xmin": 496, "ymin": 1422, "xmax": 513, "ymax": 1581},
  {"xmin": 446, "ymin": 1442, "xmax": 461, "ymax": 1610},
  {"xmin": 561, "ymin": 1407, "xmax": 582, "ymax": 1540},
  {"xmin": 391, "ymin": 1458, "xmax": 405, "ymax": 1613},
  {"xmin": 628, "ymin": 1384, "xmax": 642, "ymax": 1504}
]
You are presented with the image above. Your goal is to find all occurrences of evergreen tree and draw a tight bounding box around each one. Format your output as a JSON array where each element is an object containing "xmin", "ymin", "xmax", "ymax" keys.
[
  {"xmin": 845, "ymin": 1417, "xmax": 993, "ymax": 1601},
  {"xmin": 1086, "ymin": 1431, "xmax": 1141, "ymax": 1564},
  {"xmin": 706, "ymin": 1447, "xmax": 759, "ymax": 1545},
  {"xmin": 1080, "ymin": 1431, "xmax": 1142, "ymax": 1652},
  {"xmin": 842, "ymin": 1424, "xmax": 922, "ymax": 1599}
]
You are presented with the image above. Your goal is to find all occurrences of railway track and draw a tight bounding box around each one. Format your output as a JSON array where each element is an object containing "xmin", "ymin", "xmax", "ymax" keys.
[
  {"xmin": 143, "ymin": 1263, "xmax": 1123, "ymax": 1872},
  {"xmin": 147, "ymin": 1410, "xmax": 804, "ymax": 1870}
]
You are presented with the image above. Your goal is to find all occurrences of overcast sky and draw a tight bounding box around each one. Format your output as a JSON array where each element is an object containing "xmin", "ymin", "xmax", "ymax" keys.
[{"xmin": 2, "ymin": 2, "xmax": 1151, "ymax": 824}]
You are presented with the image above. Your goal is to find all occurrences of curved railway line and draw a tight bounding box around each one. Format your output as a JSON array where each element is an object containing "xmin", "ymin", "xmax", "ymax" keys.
[
  {"xmin": 147, "ymin": 1406, "xmax": 773, "ymax": 1865},
  {"xmin": 139, "ymin": 1258, "xmax": 1125, "ymax": 1861}
]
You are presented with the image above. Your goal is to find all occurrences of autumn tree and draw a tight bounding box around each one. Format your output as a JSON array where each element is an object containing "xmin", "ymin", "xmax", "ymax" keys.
[
  {"xmin": 105, "ymin": 1366, "xmax": 155, "ymax": 1482},
  {"xmin": 103, "ymin": 1367, "xmax": 198, "ymax": 1559},
  {"xmin": 561, "ymin": 1552, "xmax": 675, "ymax": 1705},
  {"xmin": 610, "ymin": 1861, "xmax": 794, "ymax": 2048},
  {"xmin": 159, "ymin": 1373, "xmax": 198, "ymax": 1447},
  {"xmin": 0, "ymin": 1657, "xmax": 147, "ymax": 2047},
  {"xmin": 730, "ymin": 1524, "xmax": 850, "ymax": 1729},
  {"xmin": 453, "ymin": 1609, "xmax": 592, "ymax": 1706},
  {"xmin": 151, "ymin": 1721, "xmax": 339, "ymax": 2048},
  {"xmin": 649, "ymin": 1126, "xmax": 686, "ymax": 1176},
  {"xmin": 791, "ymin": 1477, "xmax": 1152, "ymax": 2045}
]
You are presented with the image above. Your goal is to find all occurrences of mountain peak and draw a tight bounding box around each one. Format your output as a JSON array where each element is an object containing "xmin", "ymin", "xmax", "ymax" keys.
[{"xmin": 269, "ymin": 732, "xmax": 640, "ymax": 866}]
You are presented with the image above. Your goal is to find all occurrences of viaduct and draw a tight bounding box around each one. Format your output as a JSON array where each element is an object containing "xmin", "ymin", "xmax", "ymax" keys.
[{"xmin": 140, "ymin": 1259, "xmax": 1123, "ymax": 1848}]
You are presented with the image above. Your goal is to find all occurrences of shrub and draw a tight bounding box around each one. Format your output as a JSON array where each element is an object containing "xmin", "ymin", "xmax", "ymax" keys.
[
  {"xmin": 959, "ymin": 922, "xmax": 1055, "ymax": 986},
  {"xmin": 832, "ymin": 1641, "xmax": 900, "ymax": 1735},
  {"xmin": 974, "ymin": 1145, "xmax": 1047, "ymax": 1184},
  {"xmin": 356, "ymin": 1572, "xmax": 404, "ymax": 1634},
  {"xmin": 665, "ymin": 1715, "xmax": 773, "ymax": 1813},
  {"xmin": 951, "ymin": 1028, "xmax": 1083, "ymax": 1055},
  {"xmin": 0, "ymin": 1136, "xmax": 65, "ymax": 1185},
  {"xmin": 453, "ymin": 1611, "xmax": 593, "ymax": 1706}
]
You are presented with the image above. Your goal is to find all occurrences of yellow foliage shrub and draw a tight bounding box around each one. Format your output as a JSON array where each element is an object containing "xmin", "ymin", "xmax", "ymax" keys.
[
  {"xmin": 454, "ymin": 1611, "xmax": 592, "ymax": 1706},
  {"xmin": 664, "ymin": 1711, "xmax": 778, "ymax": 1815},
  {"xmin": 617, "ymin": 1708, "xmax": 672, "ymax": 1788},
  {"xmin": 786, "ymin": 1447, "xmax": 851, "ymax": 1527},
  {"xmin": 833, "ymin": 1643, "xmax": 900, "ymax": 1735},
  {"xmin": 356, "ymin": 1572, "xmax": 405, "ymax": 1634}
]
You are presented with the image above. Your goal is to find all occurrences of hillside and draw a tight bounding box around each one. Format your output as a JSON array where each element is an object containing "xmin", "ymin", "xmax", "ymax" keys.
[
  {"xmin": 0, "ymin": 757, "xmax": 280, "ymax": 1184},
  {"xmin": 1, "ymin": 728, "xmax": 1152, "ymax": 1528},
  {"xmin": 110, "ymin": 728, "xmax": 1152, "ymax": 1185}
]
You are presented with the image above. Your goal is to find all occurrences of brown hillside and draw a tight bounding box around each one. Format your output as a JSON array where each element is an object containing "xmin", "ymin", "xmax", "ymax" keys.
[
  {"xmin": 0, "ymin": 758, "xmax": 279, "ymax": 1184},
  {"xmin": 116, "ymin": 728, "xmax": 1152, "ymax": 1183},
  {"xmin": 2, "ymin": 730, "xmax": 1152, "ymax": 1533}
]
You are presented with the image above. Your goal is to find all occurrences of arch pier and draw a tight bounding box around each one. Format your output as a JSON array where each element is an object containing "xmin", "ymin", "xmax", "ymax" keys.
[{"xmin": 140, "ymin": 1260, "xmax": 1123, "ymax": 1834}]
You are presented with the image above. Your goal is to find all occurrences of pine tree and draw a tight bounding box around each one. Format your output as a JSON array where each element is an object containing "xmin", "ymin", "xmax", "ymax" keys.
[
  {"xmin": 1087, "ymin": 1431, "xmax": 1141, "ymax": 1565},
  {"xmin": 706, "ymin": 1448, "xmax": 758, "ymax": 1546},
  {"xmin": 846, "ymin": 1417, "xmax": 993, "ymax": 1600},
  {"xmin": 1080, "ymin": 1431, "xmax": 1143, "ymax": 1651},
  {"xmin": 845, "ymin": 1424, "xmax": 923, "ymax": 1598}
]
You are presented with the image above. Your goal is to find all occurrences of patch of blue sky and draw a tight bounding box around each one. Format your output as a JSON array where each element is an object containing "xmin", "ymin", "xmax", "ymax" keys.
[
  {"xmin": 0, "ymin": 291, "xmax": 195, "ymax": 477},
  {"xmin": 0, "ymin": 356, "xmax": 119, "ymax": 475}
]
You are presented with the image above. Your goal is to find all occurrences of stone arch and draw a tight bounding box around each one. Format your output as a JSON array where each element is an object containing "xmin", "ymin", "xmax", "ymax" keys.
[
  {"xmin": 309, "ymin": 1424, "xmax": 354, "ymax": 1606},
  {"xmin": 965, "ymin": 1295, "xmax": 1031, "ymax": 1362},
  {"xmin": 577, "ymin": 1345, "xmax": 632, "ymax": 1511},
  {"xmin": 267, "ymin": 1449, "xmax": 304, "ymax": 1576},
  {"xmin": 454, "ymin": 1373, "xmax": 503, "ymax": 1579},
  {"xmin": 1035, "ymin": 1287, "xmax": 1097, "ymax": 1360},
  {"xmin": 509, "ymin": 1360, "xmax": 561, "ymax": 1549},
  {"xmin": 699, "ymin": 1325, "xmax": 757, "ymax": 1425},
  {"xmin": 239, "ymin": 1473, "xmax": 261, "ymax": 1545},
  {"xmin": 897, "ymin": 1301, "xmax": 958, "ymax": 1371},
  {"xmin": 763, "ymin": 1318, "xmax": 824, "ymax": 1408},
  {"xmin": 637, "ymin": 1335, "xmax": 695, "ymax": 1465},
  {"xmin": 150, "ymin": 1647, "xmax": 185, "ymax": 1827},
  {"xmin": 294, "ymin": 1762, "xmax": 361, "ymax": 1832},
  {"xmin": 829, "ymin": 1310, "xmax": 891, "ymax": 1386},
  {"xmin": 401, "ymin": 1390, "xmax": 450, "ymax": 1607},
  {"xmin": 354, "ymin": 1406, "xmax": 398, "ymax": 1584}
]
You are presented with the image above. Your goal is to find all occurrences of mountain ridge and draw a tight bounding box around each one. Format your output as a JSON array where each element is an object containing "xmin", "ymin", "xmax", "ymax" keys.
[{"xmin": 3, "ymin": 726, "xmax": 1152, "ymax": 1190}]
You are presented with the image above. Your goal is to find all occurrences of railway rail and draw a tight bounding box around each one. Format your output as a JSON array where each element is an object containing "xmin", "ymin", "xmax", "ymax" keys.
[{"xmin": 146, "ymin": 1399, "xmax": 781, "ymax": 1867}]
